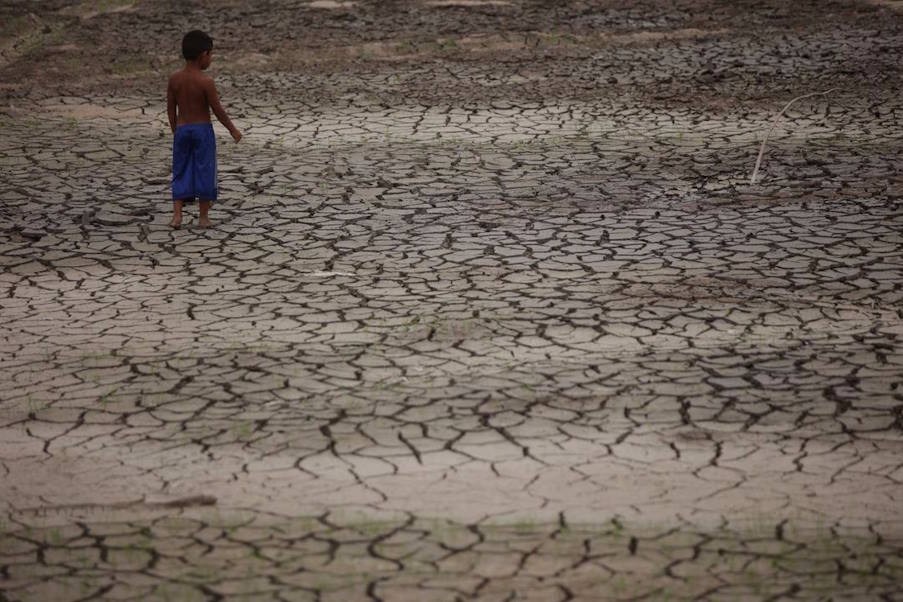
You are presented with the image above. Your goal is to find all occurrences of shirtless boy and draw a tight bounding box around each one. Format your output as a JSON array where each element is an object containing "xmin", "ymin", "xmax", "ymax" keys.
[{"xmin": 167, "ymin": 30, "xmax": 241, "ymax": 229}]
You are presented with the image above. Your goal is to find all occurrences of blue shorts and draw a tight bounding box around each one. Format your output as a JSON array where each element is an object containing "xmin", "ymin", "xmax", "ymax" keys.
[{"xmin": 172, "ymin": 123, "xmax": 217, "ymax": 201}]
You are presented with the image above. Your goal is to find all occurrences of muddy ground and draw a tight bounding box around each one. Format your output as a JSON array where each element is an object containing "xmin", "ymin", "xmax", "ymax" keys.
[{"xmin": 2, "ymin": 0, "xmax": 903, "ymax": 600}]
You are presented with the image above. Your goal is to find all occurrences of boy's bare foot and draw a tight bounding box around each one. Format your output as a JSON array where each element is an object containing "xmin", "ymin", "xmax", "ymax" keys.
[
  {"xmin": 198, "ymin": 200, "xmax": 212, "ymax": 229},
  {"xmin": 171, "ymin": 199, "xmax": 184, "ymax": 230}
]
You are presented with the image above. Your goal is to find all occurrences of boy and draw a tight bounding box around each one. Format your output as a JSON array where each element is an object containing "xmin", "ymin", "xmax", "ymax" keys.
[{"xmin": 167, "ymin": 30, "xmax": 241, "ymax": 229}]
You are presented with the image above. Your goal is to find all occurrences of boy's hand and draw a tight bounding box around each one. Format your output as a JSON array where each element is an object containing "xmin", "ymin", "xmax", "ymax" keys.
[{"xmin": 231, "ymin": 128, "xmax": 242, "ymax": 143}]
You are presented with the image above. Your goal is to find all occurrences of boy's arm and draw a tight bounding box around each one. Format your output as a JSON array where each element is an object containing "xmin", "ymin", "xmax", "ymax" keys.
[
  {"xmin": 166, "ymin": 77, "xmax": 177, "ymax": 134},
  {"xmin": 205, "ymin": 78, "xmax": 241, "ymax": 142}
]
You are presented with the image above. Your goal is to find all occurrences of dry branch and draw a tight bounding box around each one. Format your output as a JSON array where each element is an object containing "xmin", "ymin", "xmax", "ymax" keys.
[{"xmin": 750, "ymin": 88, "xmax": 837, "ymax": 184}]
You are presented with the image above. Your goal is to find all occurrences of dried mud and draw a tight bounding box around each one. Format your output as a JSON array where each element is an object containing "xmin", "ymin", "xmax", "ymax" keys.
[{"xmin": 2, "ymin": 1, "xmax": 903, "ymax": 600}]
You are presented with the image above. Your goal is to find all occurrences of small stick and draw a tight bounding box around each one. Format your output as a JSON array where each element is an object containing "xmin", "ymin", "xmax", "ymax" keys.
[{"xmin": 750, "ymin": 88, "xmax": 837, "ymax": 184}]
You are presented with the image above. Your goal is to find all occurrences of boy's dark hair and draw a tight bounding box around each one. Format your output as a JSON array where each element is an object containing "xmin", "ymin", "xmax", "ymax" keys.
[{"xmin": 182, "ymin": 30, "xmax": 213, "ymax": 60}]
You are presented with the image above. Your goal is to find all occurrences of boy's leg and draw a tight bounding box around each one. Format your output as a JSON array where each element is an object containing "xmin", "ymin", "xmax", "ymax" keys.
[
  {"xmin": 196, "ymin": 124, "xmax": 216, "ymax": 229},
  {"xmin": 171, "ymin": 126, "xmax": 191, "ymax": 229},
  {"xmin": 170, "ymin": 199, "xmax": 184, "ymax": 228},
  {"xmin": 198, "ymin": 200, "xmax": 211, "ymax": 228}
]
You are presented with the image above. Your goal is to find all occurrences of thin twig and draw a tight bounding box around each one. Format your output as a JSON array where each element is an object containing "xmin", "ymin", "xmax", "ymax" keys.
[{"xmin": 750, "ymin": 88, "xmax": 837, "ymax": 184}]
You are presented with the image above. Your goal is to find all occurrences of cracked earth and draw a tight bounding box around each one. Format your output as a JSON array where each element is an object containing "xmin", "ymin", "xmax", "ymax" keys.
[{"xmin": 2, "ymin": 0, "xmax": 903, "ymax": 600}]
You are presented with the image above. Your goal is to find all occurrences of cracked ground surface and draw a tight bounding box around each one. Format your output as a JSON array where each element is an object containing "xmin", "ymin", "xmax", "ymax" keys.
[{"xmin": 2, "ymin": 0, "xmax": 903, "ymax": 600}]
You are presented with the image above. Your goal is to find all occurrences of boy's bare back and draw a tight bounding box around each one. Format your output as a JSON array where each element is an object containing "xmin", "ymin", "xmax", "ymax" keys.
[
  {"xmin": 166, "ymin": 61, "xmax": 241, "ymax": 142},
  {"xmin": 168, "ymin": 68, "xmax": 216, "ymax": 126}
]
